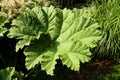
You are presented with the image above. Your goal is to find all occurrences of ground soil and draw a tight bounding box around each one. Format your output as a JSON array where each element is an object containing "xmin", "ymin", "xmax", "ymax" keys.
[{"xmin": 68, "ymin": 59, "xmax": 116, "ymax": 80}]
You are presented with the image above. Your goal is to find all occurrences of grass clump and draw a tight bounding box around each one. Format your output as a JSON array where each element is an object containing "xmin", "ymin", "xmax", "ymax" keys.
[{"xmin": 91, "ymin": 0, "xmax": 120, "ymax": 59}]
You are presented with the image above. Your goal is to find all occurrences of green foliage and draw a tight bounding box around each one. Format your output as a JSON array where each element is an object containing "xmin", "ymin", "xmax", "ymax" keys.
[
  {"xmin": 0, "ymin": 27, "xmax": 6, "ymax": 36},
  {"xmin": 92, "ymin": 0, "xmax": 120, "ymax": 58},
  {"xmin": 0, "ymin": 13, "xmax": 8, "ymax": 36},
  {"xmin": 8, "ymin": 6, "xmax": 101, "ymax": 75},
  {"xmin": 8, "ymin": 6, "xmax": 62, "ymax": 51},
  {"xmin": 98, "ymin": 65, "xmax": 120, "ymax": 80},
  {"xmin": 1, "ymin": 0, "xmax": 120, "ymax": 80},
  {"xmin": 0, "ymin": 67, "xmax": 15, "ymax": 80}
]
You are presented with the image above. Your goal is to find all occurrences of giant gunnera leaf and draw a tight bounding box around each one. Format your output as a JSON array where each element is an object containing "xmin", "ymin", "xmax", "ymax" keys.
[
  {"xmin": 0, "ymin": 67, "xmax": 15, "ymax": 80},
  {"xmin": 8, "ymin": 6, "xmax": 62, "ymax": 51},
  {"xmin": 8, "ymin": 6, "xmax": 101, "ymax": 75}
]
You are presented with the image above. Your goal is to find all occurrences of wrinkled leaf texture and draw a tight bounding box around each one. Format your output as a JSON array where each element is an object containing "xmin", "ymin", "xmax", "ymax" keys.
[{"xmin": 8, "ymin": 6, "xmax": 101, "ymax": 75}]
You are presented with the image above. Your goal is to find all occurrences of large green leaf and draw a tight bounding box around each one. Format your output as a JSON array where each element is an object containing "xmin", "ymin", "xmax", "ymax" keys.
[
  {"xmin": 40, "ymin": 8, "xmax": 101, "ymax": 74},
  {"xmin": 10, "ymin": 6, "xmax": 101, "ymax": 75},
  {"xmin": 8, "ymin": 6, "xmax": 62, "ymax": 51},
  {"xmin": 0, "ymin": 67, "xmax": 15, "ymax": 80},
  {"xmin": 55, "ymin": 9, "xmax": 101, "ymax": 71}
]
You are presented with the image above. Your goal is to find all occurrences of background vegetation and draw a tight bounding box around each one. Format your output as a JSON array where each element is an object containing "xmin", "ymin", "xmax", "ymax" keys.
[{"xmin": 0, "ymin": 0, "xmax": 120, "ymax": 80}]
